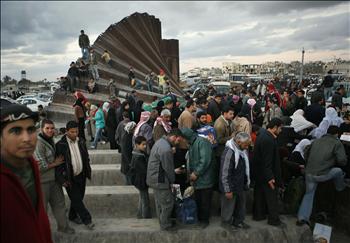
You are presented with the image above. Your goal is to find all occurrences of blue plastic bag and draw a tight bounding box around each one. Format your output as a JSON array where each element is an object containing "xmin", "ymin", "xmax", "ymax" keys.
[{"xmin": 176, "ymin": 197, "xmax": 198, "ymax": 224}]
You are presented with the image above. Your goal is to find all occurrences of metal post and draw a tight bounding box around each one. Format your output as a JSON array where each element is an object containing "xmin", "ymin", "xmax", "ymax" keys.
[{"xmin": 299, "ymin": 47, "xmax": 305, "ymax": 86}]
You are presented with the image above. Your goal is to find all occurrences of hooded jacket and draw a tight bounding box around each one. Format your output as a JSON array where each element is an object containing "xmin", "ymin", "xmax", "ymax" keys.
[
  {"xmin": 181, "ymin": 128, "xmax": 215, "ymax": 189},
  {"xmin": 130, "ymin": 149, "xmax": 149, "ymax": 190},
  {"xmin": 34, "ymin": 133, "xmax": 56, "ymax": 183},
  {"xmin": 0, "ymin": 157, "xmax": 53, "ymax": 243},
  {"xmin": 146, "ymin": 136, "xmax": 175, "ymax": 189},
  {"xmin": 219, "ymin": 139, "xmax": 250, "ymax": 193}
]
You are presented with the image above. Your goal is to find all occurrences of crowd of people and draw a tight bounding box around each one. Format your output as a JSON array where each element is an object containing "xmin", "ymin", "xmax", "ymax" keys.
[
  {"xmin": 2, "ymin": 29, "xmax": 350, "ymax": 240},
  {"xmin": 58, "ymin": 30, "xmax": 172, "ymax": 96},
  {"xmin": 68, "ymin": 68, "xmax": 350, "ymax": 231}
]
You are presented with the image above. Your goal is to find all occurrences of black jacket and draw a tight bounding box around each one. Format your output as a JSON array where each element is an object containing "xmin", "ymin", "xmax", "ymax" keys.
[
  {"xmin": 55, "ymin": 135, "xmax": 91, "ymax": 185},
  {"xmin": 294, "ymin": 97, "xmax": 308, "ymax": 111},
  {"xmin": 332, "ymin": 91, "xmax": 343, "ymax": 110},
  {"xmin": 120, "ymin": 130, "xmax": 133, "ymax": 175},
  {"xmin": 304, "ymin": 103, "xmax": 325, "ymax": 126},
  {"xmin": 106, "ymin": 107, "xmax": 118, "ymax": 130},
  {"xmin": 252, "ymin": 128, "xmax": 282, "ymax": 185},
  {"xmin": 79, "ymin": 34, "xmax": 90, "ymax": 48},
  {"xmin": 129, "ymin": 149, "xmax": 149, "ymax": 190},
  {"xmin": 67, "ymin": 66, "xmax": 79, "ymax": 79},
  {"xmin": 322, "ymin": 75, "xmax": 334, "ymax": 88},
  {"xmin": 208, "ymin": 99, "xmax": 221, "ymax": 122},
  {"xmin": 219, "ymin": 146, "xmax": 247, "ymax": 193}
]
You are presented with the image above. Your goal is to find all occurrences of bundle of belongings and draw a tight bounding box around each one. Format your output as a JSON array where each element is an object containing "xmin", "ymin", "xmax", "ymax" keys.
[{"xmin": 173, "ymin": 185, "xmax": 197, "ymax": 224}]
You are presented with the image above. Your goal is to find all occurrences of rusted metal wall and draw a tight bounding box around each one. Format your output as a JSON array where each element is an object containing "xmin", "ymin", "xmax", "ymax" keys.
[{"xmin": 92, "ymin": 12, "xmax": 184, "ymax": 95}]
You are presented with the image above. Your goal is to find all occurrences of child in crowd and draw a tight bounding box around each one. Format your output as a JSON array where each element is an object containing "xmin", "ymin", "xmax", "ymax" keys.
[{"xmin": 129, "ymin": 136, "xmax": 152, "ymax": 218}]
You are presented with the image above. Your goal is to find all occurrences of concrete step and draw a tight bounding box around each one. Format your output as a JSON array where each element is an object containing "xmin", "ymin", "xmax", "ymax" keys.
[
  {"xmin": 86, "ymin": 140, "xmax": 114, "ymax": 150},
  {"xmin": 88, "ymin": 150, "xmax": 121, "ymax": 164},
  {"xmin": 88, "ymin": 164, "xmax": 123, "ymax": 186},
  {"xmin": 51, "ymin": 216, "xmax": 312, "ymax": 243},
  {"xmin": 62, "ymin": 186, "xmax": 252, "ymax": 219},
  {"xmin": 64, "ymin": 186, "xmax": 155, "ymax": 218}
]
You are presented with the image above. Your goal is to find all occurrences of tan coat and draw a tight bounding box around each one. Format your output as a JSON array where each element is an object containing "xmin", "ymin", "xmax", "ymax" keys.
[
  {"xmin": 178, "ymin": 109, "xmax": 195, "ymax": 129},
  {"xmin": 233, "ymin": 116, "xmax": 252, "ymax": 135},
  {"xmin": 214, "ymin": 116, "xmax": 234, "ymax": 156}
]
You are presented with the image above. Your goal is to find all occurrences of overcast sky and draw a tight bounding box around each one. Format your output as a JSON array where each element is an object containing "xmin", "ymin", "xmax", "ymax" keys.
[{"xmin": 1, "ymin": 1, "xmax": 349, "ymax": 81}]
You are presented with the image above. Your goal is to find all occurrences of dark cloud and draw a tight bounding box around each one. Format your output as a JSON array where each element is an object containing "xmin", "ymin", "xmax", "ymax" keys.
[
  {"xmin": 244, "ymin": 1, "xmax": 347, "ymax": 16},
  {"xmin": 1, "ymin": 1, "xmax": 349, "ymax": 80}
]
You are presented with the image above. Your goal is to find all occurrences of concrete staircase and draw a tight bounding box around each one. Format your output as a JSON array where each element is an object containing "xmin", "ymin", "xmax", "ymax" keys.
[{"xmin": 50, "ymin": 149, "xmax": 313, "ymax": 243}]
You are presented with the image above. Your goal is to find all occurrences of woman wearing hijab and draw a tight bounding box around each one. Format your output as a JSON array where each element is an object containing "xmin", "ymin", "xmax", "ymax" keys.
[
  {"xmin": 84, "ymin": 102, "xmax": 94, "ymax": 142},
  {"xmin": 290, "ymin": 109, "xmax": 316, "ymax": 135},
  {"xmin": 290, "ymin": 139, "xmax": 311, "ymax": 163},
  {"xmin": 133, "ymin": 111, "xmax": 153, "ymax": 150},
  {"xmin": 106, "ymin": 100, "xmax": 118, "ymax": 149},
  {"xmin": 90, "ymin": 104, "xmax": 106, "ymax": 149},
  {"xmin": 309, "ymin": 107, "xmax": 343, "ymax": 139},
  {"xmin": 102, "ymin": 102, "xmax": 110, "ymax": 121},
  {"xmin": 233, "ymin": 104, "xmax": 252, "ymax": 135},
  {"xmin": 117, "ymin": 101, "xmax": 133, "ymax": 124},
  {"xmin": 282, "ymin": 139, "xmax": 311, "ymax": 183},
  {"xmin": 120, "ymin": 122, "xmax": 137, "ymax": 185}
]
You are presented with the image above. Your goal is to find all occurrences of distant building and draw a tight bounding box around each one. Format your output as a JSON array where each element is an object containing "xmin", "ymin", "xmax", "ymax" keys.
[
  {"xmin": 324, "ymin": 60, "xmax": 350, "ymax": 77},
  {"xmin": 222, "ymin": 62, "xmax": 241, "ymax": 74}
]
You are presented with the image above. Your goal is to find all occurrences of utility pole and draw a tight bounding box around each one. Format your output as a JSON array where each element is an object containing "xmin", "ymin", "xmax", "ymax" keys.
[{"xmin": 299, "ymin": 47, "xmax": 305, "ymax": 87}]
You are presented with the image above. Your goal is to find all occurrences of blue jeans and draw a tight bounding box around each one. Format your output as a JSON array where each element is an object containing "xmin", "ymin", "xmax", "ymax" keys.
[
  {"xmin": 134, "ymin": 80, "xmax": 142, "ymax": 90},
  {"xmin": 90, "ymin": 65, "xmax": 99, "ymax": 80},
  {"xmin": 91, "ymin": 127, "xmax": 103, "ymax": 148},
  {"xmin": 297, "ymin": 167, "xmax": 346, "ymax": 221},
  {"xmin": 148, "ymin": 82, "xmax": 153, "ymax": 92},
  {"xmin": 324, "ymin": 87, "xmax": 333, "ymax": 101},
  {"xmin": 81, "ymin": 48, "xmax": 89, "ymax": 60}
]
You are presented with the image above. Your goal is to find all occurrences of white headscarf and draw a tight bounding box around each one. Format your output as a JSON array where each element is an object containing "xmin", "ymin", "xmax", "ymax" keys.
[
  {"xmin": 225, "ymin": 138, "xmax": 250, "ymax": 187},
  {"xmin": 310, "ymin": 107, "xmax": 343, "ymax": 139},
  {"xmin": 324, "ymin": 107, "xmax": 343, "ymax": 126},
  {"xmin": 292, "ymin": 139, "xmax": 311, "ymax": 159},
  {"xmin": 290, "ymin": 109, "xmax": 316, "ymax": 133},
  {"xmin": 124, "ymin": 121, "xmax": 137, "ymax": 134},
  {"xmin": 102, "ymin": 102, "xmax": 110, "ymax": 112}
]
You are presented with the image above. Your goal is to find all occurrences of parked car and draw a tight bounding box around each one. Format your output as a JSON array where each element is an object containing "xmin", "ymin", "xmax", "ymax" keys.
[
  {"xmin": 210, "ymin": 81, "xmax": 231, "ymax": 94},
  {"xmin": 16, "ymin": 97, "xmax": 51, "ymax": 112}
]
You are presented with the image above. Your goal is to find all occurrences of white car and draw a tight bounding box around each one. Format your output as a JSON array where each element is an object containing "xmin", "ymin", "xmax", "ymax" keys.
[
  {"xmin": 16, "ymin": 97, "xmax": 50, "ymax": 112},
  {"xmin": 210, "ymin": 81, "xmax": 231, "ymax": 94}
]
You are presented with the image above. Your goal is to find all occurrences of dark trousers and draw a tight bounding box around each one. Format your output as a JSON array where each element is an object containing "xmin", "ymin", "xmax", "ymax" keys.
[
  {"xmin": 194, "ymin": 188, "xmax": 213, "ymax": 223},
  {"xmin": 77, "ymin": 117, "xmax": 86, "ymax": 141},
  {"xmin": 65, "ymin": 173, "xmax": 92, "ymax": 225},
  {"xmin": 174, "ymin": 148, "xmax": 188, "ymax": 193},
  {"xmin": 221, "ymin": 191, "xmax": 246, "ymax": 225},
  {"xmin": 106, "ymin": 127, "xmax": 117, "ymax": 149},
  {"xmin": 252, "ymin": 182, "xmax": 280, "ymax": 225}
]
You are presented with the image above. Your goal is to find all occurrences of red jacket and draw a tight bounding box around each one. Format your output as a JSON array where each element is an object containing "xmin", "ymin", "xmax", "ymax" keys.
[{"xmin": 0, "ymin": 157, "xmax": 53, "ymax": 243}]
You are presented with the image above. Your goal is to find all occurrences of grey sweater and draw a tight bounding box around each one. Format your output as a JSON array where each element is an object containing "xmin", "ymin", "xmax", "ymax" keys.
[
  {"xmin": 146, "ymin": 136, "xmax": 175, "ymax": 189},
  {"xmin": 34, "ymin": 133, "xmax": 56, "ymax": 183},
  {"xmin": 306, "ymin": 134, "xmax": 347, "ymax": 176}
]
